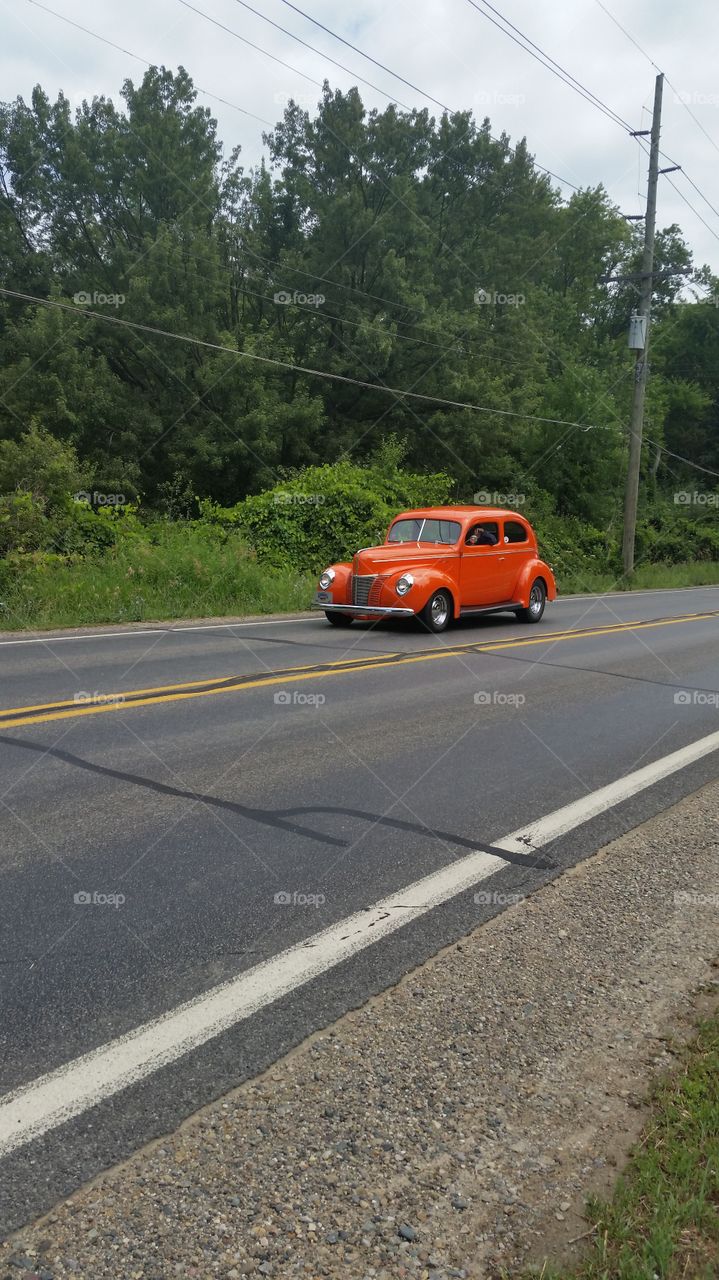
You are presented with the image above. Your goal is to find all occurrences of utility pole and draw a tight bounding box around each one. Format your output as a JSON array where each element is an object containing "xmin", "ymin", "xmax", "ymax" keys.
[{"xmin": 622, "ymin": 72, "xmax": 664, "ymax": 576}]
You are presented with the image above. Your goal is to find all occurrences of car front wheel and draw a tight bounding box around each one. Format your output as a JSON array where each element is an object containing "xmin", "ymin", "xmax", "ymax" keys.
[
  {"xmin": 325, "ymin": 611, "xmax": 353, "ymax": 627},
  {"xmin": 419, "ymin": 589, "xmax": 452, "ymax": 634},
  {"xmin": 516, "ymin": 579, "xmax": 546, "ymax": 624}
]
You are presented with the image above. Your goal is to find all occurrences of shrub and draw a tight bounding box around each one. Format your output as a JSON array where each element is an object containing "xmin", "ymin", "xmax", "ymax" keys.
[{"xmin": 200, "ymin": 448, "xmax": 453, "ymax": 570}]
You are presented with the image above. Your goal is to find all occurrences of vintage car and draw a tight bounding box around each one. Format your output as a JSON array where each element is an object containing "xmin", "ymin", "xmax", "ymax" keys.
[{"xmin": 312, "ymin": 506, "xmax": 556, "ymax": 633}]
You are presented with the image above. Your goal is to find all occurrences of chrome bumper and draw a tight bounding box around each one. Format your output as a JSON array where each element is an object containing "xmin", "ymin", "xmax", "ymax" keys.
[{"xmin": 312, "ymin": 600, "xmax": 414, "ymax": 617}]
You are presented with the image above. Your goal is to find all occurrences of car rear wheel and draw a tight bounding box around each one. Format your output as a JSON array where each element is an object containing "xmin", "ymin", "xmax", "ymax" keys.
[
  {"xmin": 325, "ymin": 611, "xmax": 353, "ymax": 627},
  {"xmin": 516, "ymin": 579, "xmax": 546, "ymax": 624},
  {"xmin": 419, "ymin": 589, "xmax": 452, "ymax": 634}
]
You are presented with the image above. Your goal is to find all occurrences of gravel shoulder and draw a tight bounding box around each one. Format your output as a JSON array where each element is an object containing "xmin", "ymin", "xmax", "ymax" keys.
[{"xmin": 3, "ymin": 780, "xmax": 719, "ymax": 1280}]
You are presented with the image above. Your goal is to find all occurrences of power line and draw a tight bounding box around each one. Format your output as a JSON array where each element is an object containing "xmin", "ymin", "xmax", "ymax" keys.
[
  {"xmin": 222, "ymin": 0, "xmax": 581, "ymax": 190},
  {"xmin": 6, "ymin": 285, "xmax": 718, "ymax": 477},
  {"xmin": 635, "ymin": 139, "xmax": 719, "ymax": 245},
  {"xmin": 595, "ymin": 0, "xmax": 719, "ymax": 158},
  {"xmin": 177, "ymin": 0, "xmax": 324, "ymax": 93},
  {"xmin": 464, "ymin": 0, "xmax": 635, "ymax": 134},
  {"xmin": 276, "ymin": 0, "xmax": 580, "ymax": 189},
  {"xmin": 226, "ymin": 0, "xmax": 413, "ymax": 109},
  {"xmin": 0, "ymin": 287, "xmax": 621, "ymax": 433},
  {"xmin": 276, "ymin": 0, "xmax": 450, "ymax": 113},
  {"xmin": 24, "ymin": 0, "xmax": 272, "ymax": 126},
  {"xmin": 594, "ymin": 0, "xmax": 719, "ymax": 238}
]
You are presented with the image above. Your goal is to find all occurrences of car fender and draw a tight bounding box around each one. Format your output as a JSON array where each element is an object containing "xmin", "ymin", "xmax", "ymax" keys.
[
  {"xmin": 516, "ymin": 559, "xmax": 557, "ymax": 606},
  {"xmin": 320, "ymin": 562, "xmax": 352, "ymax": 604},
  {"xmin": 380, "ymin": 567, "xmax": 460, "ymax": 619}
]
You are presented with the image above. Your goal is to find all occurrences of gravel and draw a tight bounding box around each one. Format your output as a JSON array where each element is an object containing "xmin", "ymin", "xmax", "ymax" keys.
[{"xmin": 2, "ymin": 780, "xmax": 718, "ymax": 1280}]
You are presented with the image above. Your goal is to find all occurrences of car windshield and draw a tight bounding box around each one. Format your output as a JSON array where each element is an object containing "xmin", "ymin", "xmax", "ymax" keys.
[{"xmin": 387, "ymin": 518, "xmax": 461, "ymax": 545}]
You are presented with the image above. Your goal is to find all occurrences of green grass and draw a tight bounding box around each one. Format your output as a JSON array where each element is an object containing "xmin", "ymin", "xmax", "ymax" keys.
[
  {"xmin": 0, "ymin": 524, "xmax": 314, "ymax": 631},
  {"xmin": 554, "ymin": 561, "xmax": 719, "ymax": 596},
  {"xmin": 526, "ymin": 1011, "xmax": 719, "ymax": 1280}
]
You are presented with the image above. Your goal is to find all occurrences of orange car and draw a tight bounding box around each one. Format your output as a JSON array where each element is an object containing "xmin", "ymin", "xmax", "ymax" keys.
[{"xmin": 312, "ymin": 506, "xmax": 557, "ymax": 633}]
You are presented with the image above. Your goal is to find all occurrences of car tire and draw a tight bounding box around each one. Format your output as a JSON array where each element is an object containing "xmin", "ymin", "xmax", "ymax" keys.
[
  {"xmin": 419, "ymin": 589, "xmax": 452, "ymax": 634},
  {"xmin": 516, "ymin": 579, "xmax": 546, "ymax": 624},
  {"xmin": 325, "ymin": 611, "xmax": 353, "ymax": 627}
]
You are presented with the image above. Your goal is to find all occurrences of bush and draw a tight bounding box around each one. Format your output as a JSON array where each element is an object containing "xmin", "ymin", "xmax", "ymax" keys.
[{"xmin": 200, "ymin": 446, "xmax": 453, "ymax": 571}]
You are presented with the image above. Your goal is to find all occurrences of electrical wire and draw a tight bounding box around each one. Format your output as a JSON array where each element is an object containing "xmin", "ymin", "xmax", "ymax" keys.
[
  {"xmin": 595, "ymin": 0, "xmax": 719, "ymax": 158},
  {"xmin": 226, "ymin": 0, "xmax": 413, "ymax": 109},
  {"xmin": 0, "ymin": 287, "xmax": 621, "ymax": 432},
  {"xmin": 276, "ymin": 0, "xmax": 450, "ymax": 112},
  {"xmin": 24, "ymin": 0, "xmax": 272, "ymax": 125},
  {"xmin": 465, "ymin": 0, "xmax": 635, "ymax": 134}
]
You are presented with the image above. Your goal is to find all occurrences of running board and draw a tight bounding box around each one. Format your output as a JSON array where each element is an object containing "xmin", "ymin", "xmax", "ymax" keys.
[{"xmin": 459, "ymin": 602, "xmax": 522, "ymax": 617}]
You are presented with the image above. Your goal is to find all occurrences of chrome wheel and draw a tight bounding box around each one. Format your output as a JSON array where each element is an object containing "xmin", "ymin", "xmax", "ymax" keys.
[
  {"xmin": 420, "ymin": 589, "xmax": 452, "ymax": 633},
  {"xmin": 517, "ymin": 579, "xmax": 546, "ymax": 624}
]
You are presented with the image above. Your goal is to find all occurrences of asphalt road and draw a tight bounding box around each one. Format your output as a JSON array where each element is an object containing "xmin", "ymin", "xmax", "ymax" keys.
[{"xmin": 1, "ymin": 586, "xmax": 718, "ymax": 1235}]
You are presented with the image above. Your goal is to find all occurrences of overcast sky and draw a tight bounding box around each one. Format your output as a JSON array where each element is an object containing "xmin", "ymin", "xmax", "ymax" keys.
[{"xmin": 3, "ymin": 0, "xmax": 719, "ymax": 275}]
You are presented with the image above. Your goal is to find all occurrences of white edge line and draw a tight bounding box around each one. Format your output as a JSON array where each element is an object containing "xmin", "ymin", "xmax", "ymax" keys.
[
  {"xmin": 1, "ymin": 726, "xmax": 719, "ymax": 1157},
  {"xmin": 0, "ymin": 618, "xmax": 317, "ymax": 646}
]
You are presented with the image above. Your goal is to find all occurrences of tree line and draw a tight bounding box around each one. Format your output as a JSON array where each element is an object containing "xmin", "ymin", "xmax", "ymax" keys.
[{"xmin": 1, "ymin": 66, "xmax": 718, "ymax": 530}]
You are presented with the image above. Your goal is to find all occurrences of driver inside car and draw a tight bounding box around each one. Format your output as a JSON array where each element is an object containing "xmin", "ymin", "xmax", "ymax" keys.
[{"xmin": 466, "ymin": 525, "xmax": 498, "ymax": 546}]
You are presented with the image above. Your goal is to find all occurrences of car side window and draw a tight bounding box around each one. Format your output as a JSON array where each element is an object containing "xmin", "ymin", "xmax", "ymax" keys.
[
  {"xmin": 465, "ymin": 522, "xmax": 499, "ymax": 546},
  {"xmin": 503, "ymin": 520, "xmax": 528, "ymax": 544}
]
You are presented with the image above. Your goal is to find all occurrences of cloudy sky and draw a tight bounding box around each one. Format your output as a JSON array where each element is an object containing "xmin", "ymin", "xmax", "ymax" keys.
[{"xmin": 3, "ymin": 0, "xmax": 719, "ymax": 274}]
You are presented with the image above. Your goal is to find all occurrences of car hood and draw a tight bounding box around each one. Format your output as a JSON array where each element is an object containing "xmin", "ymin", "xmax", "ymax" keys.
[{"xmin": 354, "ymin": 545, "xmax": 457, "ymax": 574}]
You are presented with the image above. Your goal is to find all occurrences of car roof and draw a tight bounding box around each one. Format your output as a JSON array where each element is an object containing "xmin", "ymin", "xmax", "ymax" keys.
[{"xmin": 393, "ymin": 507, "xmax": 529, "ymax": 523}]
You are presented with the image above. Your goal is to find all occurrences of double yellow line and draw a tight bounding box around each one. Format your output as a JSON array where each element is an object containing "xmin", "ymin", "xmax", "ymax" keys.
[{"xmin": 0, "ymin": 610, "xmax": 716, "ymax": 732}]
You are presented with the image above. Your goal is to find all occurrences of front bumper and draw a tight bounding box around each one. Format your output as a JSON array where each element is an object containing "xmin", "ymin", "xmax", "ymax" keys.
[{"xmin": 312, "ymin": 595, "xmax": 414, "ymax": 617}]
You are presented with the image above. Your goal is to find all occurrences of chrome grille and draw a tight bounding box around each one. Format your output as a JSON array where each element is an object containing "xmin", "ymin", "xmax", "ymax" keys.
[{"xmin": 351, "ymin": 574, "xmax": 376, "ymax": 606}]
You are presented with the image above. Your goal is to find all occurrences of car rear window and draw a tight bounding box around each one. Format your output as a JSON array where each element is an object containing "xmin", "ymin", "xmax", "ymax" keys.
[
  {"xmin": 504, "ymin": 520, "xmax": 529, "ymax": 543},
  {"xmin": 388, "ymin": 518, "xmax": 460, "ymax": 544}
]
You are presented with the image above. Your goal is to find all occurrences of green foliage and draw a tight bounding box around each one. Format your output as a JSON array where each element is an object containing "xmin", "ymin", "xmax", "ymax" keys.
[
  {"xmin": 0, "ymin": 522, "xmax": 313, "ymax": 630},
  {"xmin": 0, "ymin": 423, "xmax": 85, "ymax": 509},
  {"xmin": 200, "ymin": 449, "xmax": 453, "ymax": 570}
]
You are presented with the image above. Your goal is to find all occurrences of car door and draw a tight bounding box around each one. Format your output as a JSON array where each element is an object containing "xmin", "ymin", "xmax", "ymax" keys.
[
  {"xmin": 500, "ymin": 519, "xmax": 532, "ymax": 599},
  {"xmin": 460, "ymin": 521, "xmax": 514, "ymax": 605}
]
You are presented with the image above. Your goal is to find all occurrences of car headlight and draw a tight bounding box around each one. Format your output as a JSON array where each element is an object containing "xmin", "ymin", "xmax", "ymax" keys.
[
  {"xmin": 395, "ymin": 573, "xmax": 414, "ymax": 596},
  {"xmin": 319, "ymin": 568, "xmax": 336, "ymax": 589}
]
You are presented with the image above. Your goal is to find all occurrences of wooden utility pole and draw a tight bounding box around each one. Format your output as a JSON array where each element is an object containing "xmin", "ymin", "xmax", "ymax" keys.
[{"xmin": 622, "ymin": 73, "xmax": 664, "ymax": 576}]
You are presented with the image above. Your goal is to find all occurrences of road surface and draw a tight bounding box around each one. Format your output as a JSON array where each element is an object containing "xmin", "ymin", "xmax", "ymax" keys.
[{"xmin": 0, "ymin": 586, "xmax": 718, "ymax": 1234}]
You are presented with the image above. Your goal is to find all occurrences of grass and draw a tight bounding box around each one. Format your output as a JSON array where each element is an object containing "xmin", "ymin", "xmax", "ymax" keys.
[
  {"xmin": 0, "ymin": 524, "xmax": 314, "ymax": 631},
  {"xmin": 527, "ymin": 1010, "xmax": 719, "ymax": 1280},
  {"xmin": 550, "ymin": 561, "xmax": 719, "ymax": 596},
  {"xmin": 0, "ymin": 525, "xmax": 717, "ymax": 633}
]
